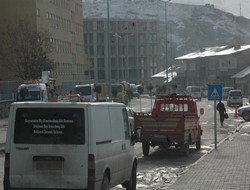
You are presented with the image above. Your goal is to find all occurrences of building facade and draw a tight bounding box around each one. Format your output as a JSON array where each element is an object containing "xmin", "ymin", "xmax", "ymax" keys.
[
  {"xmin": 175, "ymin": 45, "xmax": 250, "ymax": 95},
  {"xmin": 84, "ymin": 18, "xmax": 160, "ymax": 86},
  {"xmin": 0, "ymin": 0, "xmax": 86, "ymax": 87}
]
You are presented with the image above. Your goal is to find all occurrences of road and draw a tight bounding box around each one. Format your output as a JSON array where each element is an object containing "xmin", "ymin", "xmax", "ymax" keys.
[
  {"xmin": 113, "ymin": 96, "xmax": 246, "ymax": 189},
  {"xmin": 0, "ymin": 97, "xmax": 246, "ymax": 190}
]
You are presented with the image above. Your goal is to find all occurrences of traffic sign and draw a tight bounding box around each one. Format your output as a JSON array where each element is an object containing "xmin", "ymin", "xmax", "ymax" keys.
[{"xmin": 208, "ymin": 84, "xmax": 222, "ymax": 101}]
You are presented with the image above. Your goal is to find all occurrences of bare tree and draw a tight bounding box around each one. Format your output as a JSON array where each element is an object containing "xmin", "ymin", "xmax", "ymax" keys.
[{"xmin": 0, "ymin": 19, "xmax": 54, "ymax": 80}]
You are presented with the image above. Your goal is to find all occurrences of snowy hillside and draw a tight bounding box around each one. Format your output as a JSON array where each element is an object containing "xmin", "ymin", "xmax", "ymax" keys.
[{"xmin": 83, "ymin": 0, "xmax": 250, "ymax": 56}]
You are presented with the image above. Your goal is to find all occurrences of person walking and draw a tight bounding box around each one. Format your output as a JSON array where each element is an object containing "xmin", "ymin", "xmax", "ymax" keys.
[{"xmin": 216, "ymin": 100, "xmax": 226, "ymax": 126}]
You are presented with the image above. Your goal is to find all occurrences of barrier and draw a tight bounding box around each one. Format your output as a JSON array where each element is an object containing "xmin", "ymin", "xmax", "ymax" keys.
[{"xmin": 234, "ymin": 106, "xmax": 238, "ymax": 118}]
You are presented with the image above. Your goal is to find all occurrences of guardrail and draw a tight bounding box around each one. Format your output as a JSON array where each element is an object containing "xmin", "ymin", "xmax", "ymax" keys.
[{"xmin": 0, "ymin": 100, "xmax": 14, "ymax": 118}]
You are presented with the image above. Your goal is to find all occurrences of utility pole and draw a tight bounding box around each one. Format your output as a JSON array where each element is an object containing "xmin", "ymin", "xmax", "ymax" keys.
[
  {"xmin": 106, "ymin": 0, "xmax": 112, "ymax": 102},
  {"xmin": 163, "ymin": 0, "xmax": 171, "ymax": 89}
]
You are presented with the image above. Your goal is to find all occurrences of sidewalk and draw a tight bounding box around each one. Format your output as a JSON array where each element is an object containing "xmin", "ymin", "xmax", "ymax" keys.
[{"xmin": 169, "ymin": 123, "xmax": 250, "ymax": 190}]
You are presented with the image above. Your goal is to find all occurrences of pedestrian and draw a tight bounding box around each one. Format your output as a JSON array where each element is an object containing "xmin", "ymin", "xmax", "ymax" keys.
[{"xmin": 216, "ymin": 100, "xmax": 226, "ymax": 126}]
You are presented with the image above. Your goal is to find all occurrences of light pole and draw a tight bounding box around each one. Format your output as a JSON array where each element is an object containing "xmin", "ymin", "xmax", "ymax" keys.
[
  {"xmin": 113, "ymin": 33, "xmax": 122, "ymax": 82},
  {"xmin": 162, "ymin": 0, "xmax": 171, "ymax": 90},
  {"xmin": 106, "ymin": 0, "xmax": 112, "ymax": 102}
]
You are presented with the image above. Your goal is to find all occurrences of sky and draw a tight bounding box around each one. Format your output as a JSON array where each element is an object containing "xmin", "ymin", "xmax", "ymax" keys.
[{"xmin": 171, "ymin": 0, "xmax": 250, "ymax": 19}]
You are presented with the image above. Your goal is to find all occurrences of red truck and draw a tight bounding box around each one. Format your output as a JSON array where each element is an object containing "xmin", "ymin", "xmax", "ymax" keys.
[{"xmin": 134, "ymin": 93, "xmax": 203, "ymax": 156}]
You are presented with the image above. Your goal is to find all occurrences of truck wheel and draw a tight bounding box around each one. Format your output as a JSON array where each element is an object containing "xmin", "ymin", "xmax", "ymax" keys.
[
  {"xmin": 101, "ymin": 173, "xmax": 110, "ymax": 190},
  {"xmin": 124, "ymin": 163, "xmax": 137, "ymax": 190},
  {"xmin": 142, "ymin": 142, "xmax": 150, "ymax": 156},
  {"xmin": 196, "ymin": 140, "xmax": 201, "ymax": 150}
]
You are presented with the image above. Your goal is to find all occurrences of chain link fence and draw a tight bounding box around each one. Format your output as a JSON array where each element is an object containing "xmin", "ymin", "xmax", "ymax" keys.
[{"xmin": 0, "ymin": 81, "xmax": 21, "ymax": 100}]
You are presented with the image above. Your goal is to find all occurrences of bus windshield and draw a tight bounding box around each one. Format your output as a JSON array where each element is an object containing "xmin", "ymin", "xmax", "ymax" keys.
[{"xmin": 17, "ymin": 91, "xmax": 41, "ymax": 101}]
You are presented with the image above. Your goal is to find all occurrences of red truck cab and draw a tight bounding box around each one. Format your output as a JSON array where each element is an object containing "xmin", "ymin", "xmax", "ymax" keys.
[{"xmin": 134, "ymin": 93, "xmax": 203, "ymax": 156}]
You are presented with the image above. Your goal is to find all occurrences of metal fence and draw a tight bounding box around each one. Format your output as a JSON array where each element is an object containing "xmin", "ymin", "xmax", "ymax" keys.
[{"xmin": 0, "ymin": 81, "xmax": 21, "ymax": 100}]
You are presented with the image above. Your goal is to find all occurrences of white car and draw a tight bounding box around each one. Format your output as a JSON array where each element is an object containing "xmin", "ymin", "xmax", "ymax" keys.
[{"xmin": 238, "ymin": 105, "xmax": 250, "ymax": 121}]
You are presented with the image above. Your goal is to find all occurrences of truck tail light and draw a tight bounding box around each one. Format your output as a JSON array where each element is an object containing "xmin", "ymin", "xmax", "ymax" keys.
[
  {"xmin": 4, "ymin": 153, "xmax": 10, "ymax": 175},
  {"xmin": 88, "ymin": 154, "xmax": 95, "ymax": 177}
]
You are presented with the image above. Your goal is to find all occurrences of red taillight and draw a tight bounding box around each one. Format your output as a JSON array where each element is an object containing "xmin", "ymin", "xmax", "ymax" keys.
[
  {"xmin": 4, "ymin": 153, "xmax": 10, "ymax": 175},
  {"xmin": 88, "ymin": 154, "xmax": 95, "ymax": 177}
]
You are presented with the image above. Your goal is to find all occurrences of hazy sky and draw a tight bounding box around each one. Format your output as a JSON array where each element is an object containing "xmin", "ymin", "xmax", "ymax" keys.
[{"xmin": 171, "ymin": 0, "xmax": 250, "ymax": 19}]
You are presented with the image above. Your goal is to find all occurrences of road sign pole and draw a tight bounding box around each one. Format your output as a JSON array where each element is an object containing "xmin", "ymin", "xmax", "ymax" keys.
[
  {"xmin": 214, "ymin": 100, "xmax": 217, "ymax": 149},
  {"xmin": 208, "ymin": 84, "xmax": 222, "ymax": 150}
]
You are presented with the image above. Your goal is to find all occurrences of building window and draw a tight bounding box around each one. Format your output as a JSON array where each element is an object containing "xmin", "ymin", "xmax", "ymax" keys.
[
  {"xmin": 36, "ymin": 9, "xmax": 40, "ymax": 16},
  {"xmin": 97, "ymin": 46, "xmax": 104, "ymax": 56},
  {"xmin": 97, "ymin": 33, "xmax": 104, "ymax": 44}
]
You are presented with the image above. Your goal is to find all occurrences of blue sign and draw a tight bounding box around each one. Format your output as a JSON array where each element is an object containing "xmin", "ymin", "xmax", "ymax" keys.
[{"xmin": 208, "ymin": 84, "xmax": 222, "ymax": 101}]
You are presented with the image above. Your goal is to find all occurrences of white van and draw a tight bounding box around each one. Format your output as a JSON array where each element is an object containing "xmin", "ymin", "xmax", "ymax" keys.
[
  {"xmin": 227, "ymin": 90, "xmax": 243, "ymax": 107},
  {"xmin": 185, "ymin": 86, "xmax": 202, "ymax": 101},
  {"xmin": 4, "ymin": 102, "xmax": 137, "ymax": 190}
]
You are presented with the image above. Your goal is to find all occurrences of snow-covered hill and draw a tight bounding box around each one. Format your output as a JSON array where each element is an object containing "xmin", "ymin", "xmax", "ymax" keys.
[{"xmin": 83, "ymin": 0, "xmax": 250, "ymax": 56}]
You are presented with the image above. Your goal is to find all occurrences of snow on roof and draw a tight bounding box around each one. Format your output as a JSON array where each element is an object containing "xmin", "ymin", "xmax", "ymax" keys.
[
  {"xmin": 231, "ymin": 66, "xmax": 250, "ymax": 79},
  {"xmin": 152, "ymin": 69, "xmax": 177, "ymax": 83},
  {"xmin": 175, "ymin": 45, "xmax": 250, "ymax": 60}
]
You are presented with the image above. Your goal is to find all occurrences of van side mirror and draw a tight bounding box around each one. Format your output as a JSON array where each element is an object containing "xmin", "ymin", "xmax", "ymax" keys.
[
  {"xmin": 131, "ymin": 127, "xmax": 142, "ymax": 145},
  {"xmin": 200, "ymin": 108, "xmax": 204, "ymax": 115}
]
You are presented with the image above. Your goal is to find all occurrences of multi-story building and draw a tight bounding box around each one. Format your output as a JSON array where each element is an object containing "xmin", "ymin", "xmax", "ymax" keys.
[
  {"xmin": 84, "ymin": 18, "xmax": 160, "ymax": 86},
  {"xmin": 0, "ymin": 0, "xmax": 86, "ymax": 87},
  {"xmin": 175, "ymin": 45, "xmax": 250, "ymax": 94}
]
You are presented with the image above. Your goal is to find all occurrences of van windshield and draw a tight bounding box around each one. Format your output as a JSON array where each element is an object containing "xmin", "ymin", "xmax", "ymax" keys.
[
  {"xmin": 14, "ymin": 108, "xmax": 85, "ymax": 144},
  {"xmin": 74, "ymin": 86, "xmax": 91, "ymax": 96},
  {"xmin": 191, "ymin": 87, "xmax": 200, "ymax": 92},
  {"xmin": 230, "ymin": 91, "xmax": 242, "ymax": 96}
]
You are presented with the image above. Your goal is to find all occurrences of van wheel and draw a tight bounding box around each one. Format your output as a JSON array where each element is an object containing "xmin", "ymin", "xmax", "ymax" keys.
[
  {"xmin": 101, "ymin": 173, "xmax": 110, "ymax": 190},
  {"xmin": 142, "ymin": 142, "xmax": 150, "ymax": 156},
  {"xmin": 123, "ymin": 163, "xmax": 137, "ymax": 190}
]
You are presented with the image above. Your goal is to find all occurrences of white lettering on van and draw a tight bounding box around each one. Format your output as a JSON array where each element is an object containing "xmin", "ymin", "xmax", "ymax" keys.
[
  {"xmin": 33, "ymin": 130, "xmax": 63, "ymax": 134},
  {"xmin": 25, "ymin": 119, "xmax": 39, "ymax": 123}
]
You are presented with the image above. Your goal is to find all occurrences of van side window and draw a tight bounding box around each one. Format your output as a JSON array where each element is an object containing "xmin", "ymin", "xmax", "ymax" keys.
[{"xmin": 122, "ymin": 108, "xmax": 130, "ymax": 139}]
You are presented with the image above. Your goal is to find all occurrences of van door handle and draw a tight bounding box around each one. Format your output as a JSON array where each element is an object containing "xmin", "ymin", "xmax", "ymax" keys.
[{"xmin": 122, "ymin": 143, "xmax": 126, "ymax": 150}]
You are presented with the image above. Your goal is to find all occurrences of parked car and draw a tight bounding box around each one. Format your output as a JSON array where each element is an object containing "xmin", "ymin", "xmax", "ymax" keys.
[
  {"xmin": 238, "ymin": 105, "xmax": 250, "ymax": 121},
  {"xmin": 227, "ymin": 90, "xmax": 243, "ymax": 107}
]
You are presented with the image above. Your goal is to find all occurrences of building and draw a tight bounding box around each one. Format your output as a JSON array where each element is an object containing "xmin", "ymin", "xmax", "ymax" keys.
[
  {"xmin": 175, "ymin": 44, "xmax": 250, "ymax": 94},
  {"xmin": 84, "ymin": 18, "xmax": 160, "ymax": 86},
  {"xmin": 0, "ymin": 0, "xmax": 86, "ymax": 87}
]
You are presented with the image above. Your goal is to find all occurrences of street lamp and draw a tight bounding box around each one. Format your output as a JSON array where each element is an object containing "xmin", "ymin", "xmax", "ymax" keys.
[
  {"xmin": 107, "ymin": 0, "xmax": 112, "ymax": 102},
  {"xmin": 162, "ymin": 0, "xmax": 171, "ymax": 91},
  {"xmin": 113, "ymin": 33, "xmax": 122, "ymax": 82}
]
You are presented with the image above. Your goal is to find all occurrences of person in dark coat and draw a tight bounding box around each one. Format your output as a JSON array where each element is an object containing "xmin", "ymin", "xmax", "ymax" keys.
[{"xmin": 216, "ymin": 100, "xmax": 226, "ymax": 126}]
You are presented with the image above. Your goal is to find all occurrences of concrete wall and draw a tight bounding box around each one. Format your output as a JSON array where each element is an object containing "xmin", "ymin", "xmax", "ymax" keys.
[{"xmin": 0, "ymin": 100, "xmax": 14, "ymax": 118}]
